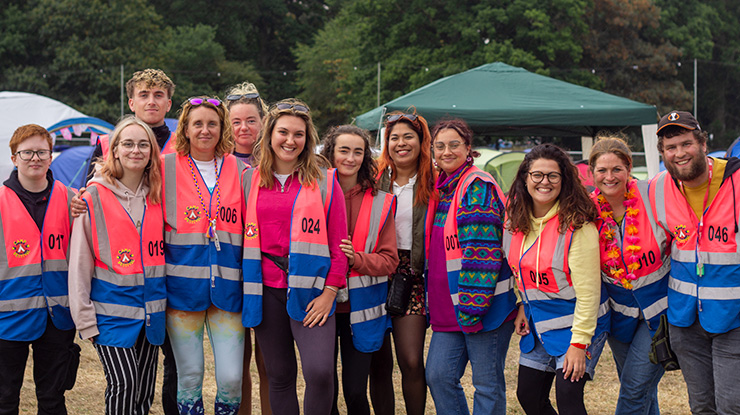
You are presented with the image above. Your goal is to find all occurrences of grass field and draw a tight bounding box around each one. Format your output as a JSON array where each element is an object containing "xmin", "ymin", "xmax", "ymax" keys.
[{"xmin": 20, "ymin": 332, "xmax": 690, "ymax": 414}]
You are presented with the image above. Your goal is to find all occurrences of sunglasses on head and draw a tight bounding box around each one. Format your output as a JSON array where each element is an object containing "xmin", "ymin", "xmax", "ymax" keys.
[
  {"xmin": 386, "ymin": 113, "xmax": 418, "ymax": 123},
  {"xmin": 275, "ymin": 103, "xmax": 309, "ymax": 113},
  {"xmin": 226, "ymin": 93, "xmax": 260, "ymax": 101},
  {"xmin": 188, "ymin": 97, "xmax": 221, "ymax": 107}
]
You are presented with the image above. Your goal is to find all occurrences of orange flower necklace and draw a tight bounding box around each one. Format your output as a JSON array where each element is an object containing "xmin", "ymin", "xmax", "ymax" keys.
[{"xmin": 597, "ymin": 180, "xmax": 641, "ymax": 289}]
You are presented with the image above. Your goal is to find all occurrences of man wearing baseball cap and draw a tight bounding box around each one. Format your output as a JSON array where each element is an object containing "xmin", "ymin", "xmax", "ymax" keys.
[{"xmin": 649, "ymin": 110, "xmax": 740, "ymax": 413}]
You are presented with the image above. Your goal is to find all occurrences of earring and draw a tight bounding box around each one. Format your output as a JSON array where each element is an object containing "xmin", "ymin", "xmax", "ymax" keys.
[
  {"xmin": 433, "ymin": 160, "xmax": 439, "ymax": 168},
  {"xmin": 466, "ymin": 155, "xmax": 473, "ymax": 163}
]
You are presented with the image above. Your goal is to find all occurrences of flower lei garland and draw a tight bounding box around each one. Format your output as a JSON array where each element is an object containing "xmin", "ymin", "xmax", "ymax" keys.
[{"xmin": 597, "ymin": 181, "xmax": 641, "ymax": 289}]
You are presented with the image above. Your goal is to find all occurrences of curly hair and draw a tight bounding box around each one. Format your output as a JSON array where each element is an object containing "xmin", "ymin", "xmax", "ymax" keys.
[
  {"xmin": 256, "ymin": 98, "xmax": 325, "ymax": 189},
  {"xmin": 320, "ymin": 125, "xmax": 377, "ymax": 195},
  {"xmin": 174, "ymin": 96, "xmax": 235, "ymax": 158},
  {"xmin": 376, "ymin": 110, "xmax": 436, "ymax": 205},
  {"xmin": 97, "ymin": 116, "xmax": 162, "ymax": 204},
  {"xmin": 506, "ymin": 143, "xmax": 597, "ymax": 234},
  {"xmin": 125, "ymin": 69, "xmax": 175, "ymax": 99}
]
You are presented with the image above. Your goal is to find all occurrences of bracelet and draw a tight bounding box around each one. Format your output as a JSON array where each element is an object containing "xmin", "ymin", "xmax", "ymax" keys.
[
  {"xmin": 325, "ymin": 286, "xmax": 338, "ymax": 293},
  {"xmin": 570, "ymin": 343, "xmax": 588, "ymax": 349}
]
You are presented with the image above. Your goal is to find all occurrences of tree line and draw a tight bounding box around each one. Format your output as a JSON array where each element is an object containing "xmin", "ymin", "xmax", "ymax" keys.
[{"xmin": 1, "ymin": 0, "xmax": 739, "ymax": 148}]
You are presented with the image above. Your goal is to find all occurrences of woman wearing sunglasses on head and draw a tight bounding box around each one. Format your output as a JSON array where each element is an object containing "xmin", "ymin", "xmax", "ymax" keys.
[
  {"xmin": 319, "ymin": 125, "xmax": 398, "ymax": 415},
  {"xmin": 424, "ymin": 119, "xmax": 517, "ymax": 415},
  {"xmin": 224, "ymin": 82, "xmax": 272, "ymax": 415},
  {"xmin": 505, "ymin": 144, "xmax": 610, "ymax": 415},
  {"xmin": 0, "ymin": 125, "xmax": 78, "ymax": 415},
  {"xmin": 588, "ymin": 134, "xmax": 669, "ymax": 415},
  {"xmin": 241, "ymin": 99, "xmax": 348, "ymax": 415},
  {"xmin": 69, "ymin": 116, "xmax": 165, "ymax": 415},
  {"xmin": 369, "ymin": 110, "xmax": 436, "ymax": 415},
  {"xmin": 163, "ymin": 96, "xmax": 249, "ymax": 414}
]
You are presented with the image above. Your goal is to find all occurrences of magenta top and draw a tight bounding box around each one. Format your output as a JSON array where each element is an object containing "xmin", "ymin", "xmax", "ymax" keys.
[
  {"xmin": 427, "ymin": 223, "xmax": 460, "ymax": 332},
  {"xmin": 255, "ymin": 172, "xmax": 348, "ymax": 289}
]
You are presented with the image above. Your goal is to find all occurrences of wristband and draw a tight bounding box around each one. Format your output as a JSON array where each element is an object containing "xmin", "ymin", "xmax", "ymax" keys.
[
  {"xmin": 570, "ymin": 343, "xmax": 588, "ymax": 349},
  {"xmin": 325, "ymin": 286, "xmax": 338, "ymax": 293}
]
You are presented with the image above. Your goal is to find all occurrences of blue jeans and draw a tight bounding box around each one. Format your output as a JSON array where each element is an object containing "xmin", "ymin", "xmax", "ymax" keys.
[
  {"xmin": 519, "ymin": 331, "xmax": 608, "ymax": 380},
  {"xmin": 426, "ymin": 320, "xmax": 513, "ymax": 415},
  {"xmin": 609, "ymin": 321, "xmax": 664, "ymax": 415},
  {"xmin": 670, "ymin": 319, "xmax": 740, "ymax": 415}
]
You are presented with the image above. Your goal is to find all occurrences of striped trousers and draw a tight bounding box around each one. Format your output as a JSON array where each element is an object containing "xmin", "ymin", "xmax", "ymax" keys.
[{"xmin": 94, "ymin": 328, "xmax": 159, "ymax": 415}]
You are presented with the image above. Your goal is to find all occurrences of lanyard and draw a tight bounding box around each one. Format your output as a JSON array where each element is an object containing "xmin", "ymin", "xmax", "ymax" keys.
[{"xmin": 680, "ymin": 157, "xmax": 713, "ymax": 276}]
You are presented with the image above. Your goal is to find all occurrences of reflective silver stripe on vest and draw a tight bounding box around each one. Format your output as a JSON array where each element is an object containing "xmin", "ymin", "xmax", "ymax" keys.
[
  {"xmin": 699, "ymin": 286, "xmax": 740, "ymax": 300},
  {"xmin": 348, "ymin": 275, "xmax": 388, "ymax": 289},
  {"xmin": 537, "ymin": 314, "xmax": 574, "ymax": 333},
  {"xmin": 451, "ymin": 278, "xmax": 511, "ymax": 306},
  {"xmin": 448, "ymin": 258, "xmax": 462, "ymax": 273},
  {"xmin": 292, "ymin": 241, "xmax": 331, "ymax": 258},
  {"xmin": 669, "ymin": 277, "xmax": 696, "ymax": 296},
  {"xmin": 42, "ymin": 259, "xmax": 69, "ymax": 273},
  {"xmin": 523, "ymin": 285, "xmax": 576, "ymax": 302},
  {"xmin": 93, "ymin": 301, "xmax": 144, "ymax": 320},
  {"xmin": 88, "ymin": 187, "xmax": 113, "ymax": 266},
  {"xmin": 47, "ymin": 295, "xmax": 69, "ymax": 308},
  {"xmin": 164, "ymin": 153, "xmax": 178, "ymax": 227},
  {"xmin": 598, "ymin": 299, "xmax": 609, "ymax": 317},
  {"xmin": 243, "ymin": 282, "xmax": 262, "ymax": 295},
  {"xmin": 364, "ymin": 194, "xmax": 388, "ymax": 253},
  {"xmin": 672, "ymin": 249, "xmax": 740, "ymax": 265},
  {"xmin": 210, "ymin": 265, "xmax": 241, "ymax": 282},
  {"xmin": 652, "ymin": 174, "xmax": 668, "ymax": 226},
  {"xmin": 243, "ymin": 247, "xmax": 261, "ymax": 261},
  {"xmin": 637, "ymin": 180, "xmax": 669, "ymax": 252},
  {"xmin": 630, "ymin": 258, "xmax": 671, "ymax": 290},
  {"xmin": 167, "ymin": 264, "xmax": 210, "ymax": 279},
  {"xmin": 94, "ymin": 268, "xmax": 145, "ymax": 287},
  {"xmin": 0, "ymin": 264, "xmax": 42, "ymax": 281},
  {"xmin": 165, "ymin": 229, "xmax": 242, "ymax": 246},
  {"xmin": 291, "ymin": 275, "xmax": 325, "ymax": 290},
  {"xmin": 350, "ymin": 303, "xmax": 386, "ymax": 325},
  {"xmin": 146, "ymin": 299, "xmax": 167, "ymax": 314},
  {"xmin": 610, "ymin": 299, "xmax": 640, "ymax": 318},
  {"xmin": 643, "ymin": 296, "xmax": 668, "ymax": 321},
  {"xmin": 550, "ymin": 233, "xmax": 571, "ymax": 292},
  {"xmin": 0, "ymin": 296, "xmax": 46, "ymax": 312}
]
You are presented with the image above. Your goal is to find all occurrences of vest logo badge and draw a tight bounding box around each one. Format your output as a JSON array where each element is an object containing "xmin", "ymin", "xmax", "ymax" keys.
[
  {"xmin": 184, "ymin": 206, "xmax": 202, "ymax": 223},
  {"xmin": 12, "ymin": 240, "xmax": 30, "ymax": 258},
  {"xmin": 117, "ymin": 249, "xmax": 135, "ymax": 266},
  {"xmin": 674, "ymin": 225, "xmax": 690, "ymax": 243},
  {"xmin": 244, "ymin": 223, "xmax": 258, "ymax": 239}
]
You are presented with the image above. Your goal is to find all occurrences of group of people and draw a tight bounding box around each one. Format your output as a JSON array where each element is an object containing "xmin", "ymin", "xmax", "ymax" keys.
[{"xmin": 0, "ymin": 65, "xmax": 737, "ymax": 415}]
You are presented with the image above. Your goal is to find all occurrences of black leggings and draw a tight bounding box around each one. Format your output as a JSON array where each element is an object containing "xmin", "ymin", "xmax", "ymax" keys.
[
  {"xmin": 331, "ymin": 313, "xmax": 372, "ymax": 415},
  {"xmin": 517, "ymin": 365, "xmax": 589, "ymax": 415}
]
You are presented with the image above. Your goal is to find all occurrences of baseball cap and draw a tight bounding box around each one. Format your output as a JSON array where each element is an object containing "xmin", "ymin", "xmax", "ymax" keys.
[{"xmin": 657, "ymin": 111, "xmax": 701, "ymax": 135}]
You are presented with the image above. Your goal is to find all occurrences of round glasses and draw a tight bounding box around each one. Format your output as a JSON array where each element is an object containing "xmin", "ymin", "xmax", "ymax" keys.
[{"xmin": 528, "ymin": 171, "xmax": 562, "ymax": 184}]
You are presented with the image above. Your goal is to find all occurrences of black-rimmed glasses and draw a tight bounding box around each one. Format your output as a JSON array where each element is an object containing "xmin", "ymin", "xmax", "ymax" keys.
[
  {"xmin": 528, "ymin": 171, "xmax": 562, "ymax": 184},
  {"xmin": 16, "ymin": 150, "xmax": 52, "ymax": 161}
]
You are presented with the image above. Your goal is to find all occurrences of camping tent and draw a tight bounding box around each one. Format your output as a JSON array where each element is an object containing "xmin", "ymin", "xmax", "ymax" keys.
[
  {"xmin": 355, "ymin": 62, "xmax": 661, "ymax": 177},
  {"xmin": 0, "ymin": 91, "xmax": 114, "ymax": 180}
]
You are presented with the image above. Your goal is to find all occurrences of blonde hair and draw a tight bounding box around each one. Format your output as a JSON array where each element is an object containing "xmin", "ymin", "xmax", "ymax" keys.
[
  {"xmin": 174, "ymin": 96, "xmax": 235, "ymax": 158},
  {"xmin": 256, "ymin": 98, "xmax": 325, "ymax": 188},
  {"xmin": 98, "ymin": 116, "xmax": 162, "ymax": 204},
  {"xmin": 224, "ymin": 81, "xmax": 267, "ymax": 117},
  {"xmin": 125, "ymin": 69, "xmax": 175, "ymax": 99}
]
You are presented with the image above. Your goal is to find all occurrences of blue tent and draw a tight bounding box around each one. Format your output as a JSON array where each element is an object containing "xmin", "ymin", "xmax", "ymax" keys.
[{"xmin": 51, "ymin": 146, "xmax": 95, "ymax": 189}]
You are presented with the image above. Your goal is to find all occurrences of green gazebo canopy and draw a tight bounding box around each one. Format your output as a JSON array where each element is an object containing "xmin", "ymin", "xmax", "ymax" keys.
[{"xmin": 354, "ymin": 62, "xmax": 658, "ymax": 137}]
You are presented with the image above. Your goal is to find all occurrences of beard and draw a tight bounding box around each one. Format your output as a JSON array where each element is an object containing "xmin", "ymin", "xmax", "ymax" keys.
[{"xmin": 665, "ymin": 150, "xmax": 707, "ymax": 183}]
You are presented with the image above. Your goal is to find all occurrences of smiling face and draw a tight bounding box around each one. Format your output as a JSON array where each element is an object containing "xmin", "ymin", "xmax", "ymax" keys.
[
  {"xmin": 593, "ymin": 152, "xmax": 631, "ymax": 201},
  {"xmin": 113, "ymin": 124, "xmax": 152, "ymax": 175},
  {"xmin": 12, "ymin": 135, "xmax": 52, "ymax": 183},
  {"xmin": 388, "ymin": 122, "xmax": 421, "ymax": 171},
  {"xmin": 186, "ymin": 106, "xmax": 221, "ymax": 161},
  {"xmin": 661, "ymin": 130, "xmax": 708, "ymax": 186},
  {"xmin": 333, "ymin": 133, "xmax": 365, "ymax": 180},
  {"xmin": 433, "ymin": 128, "xmax": 470, "ymax": 174},
  {"xmin": 128, "ymin": 82, "xmax": 171, "ymax": 127},
  {"xmin": 230, "ymin": 102, "xmax": 262, "ymax": 154},
  {"xmin": 526, "ymin": 158, "xmax": 562, "ymax": 217},
  {"xmin": 271, "ymin": 115, "xmax": 306, "ymax": 174}
]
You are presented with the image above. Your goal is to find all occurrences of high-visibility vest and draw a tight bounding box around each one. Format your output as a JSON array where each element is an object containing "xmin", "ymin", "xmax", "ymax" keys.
[
  {"xmin": 99, "ymin": 132, "xmax": 176, "ymax": 160},
  {"xmin": 425, "ymin": 166, "xmax": 517, "ymax": 332},
  {"xmin": 242, "ymin": 168, "xmax": 336, "ymax": 326},
  {"xmin": 347, "ymin": 188, "xmax": 396, "ymax": 353},
  {"xmin": 506, "ymin": 215, "xmax": 610, "ymax": 356},
  {"xmin": 0, "ymin": 181, "xmax": 74, "ymax": 341},
  {"xmin": 649, "ymin": 166, "xmax": 740, "ymax": 334},
  {"xmin": 592, "ymin": 179, "xmax": 670, "ymax": 342},
  {"xmin": 162, "ymin": 153, "xmax": 247, "ymax": 313},
  {"xmin": 84, "ymin": 183, "xmax": 166, "ymax": 348}
]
